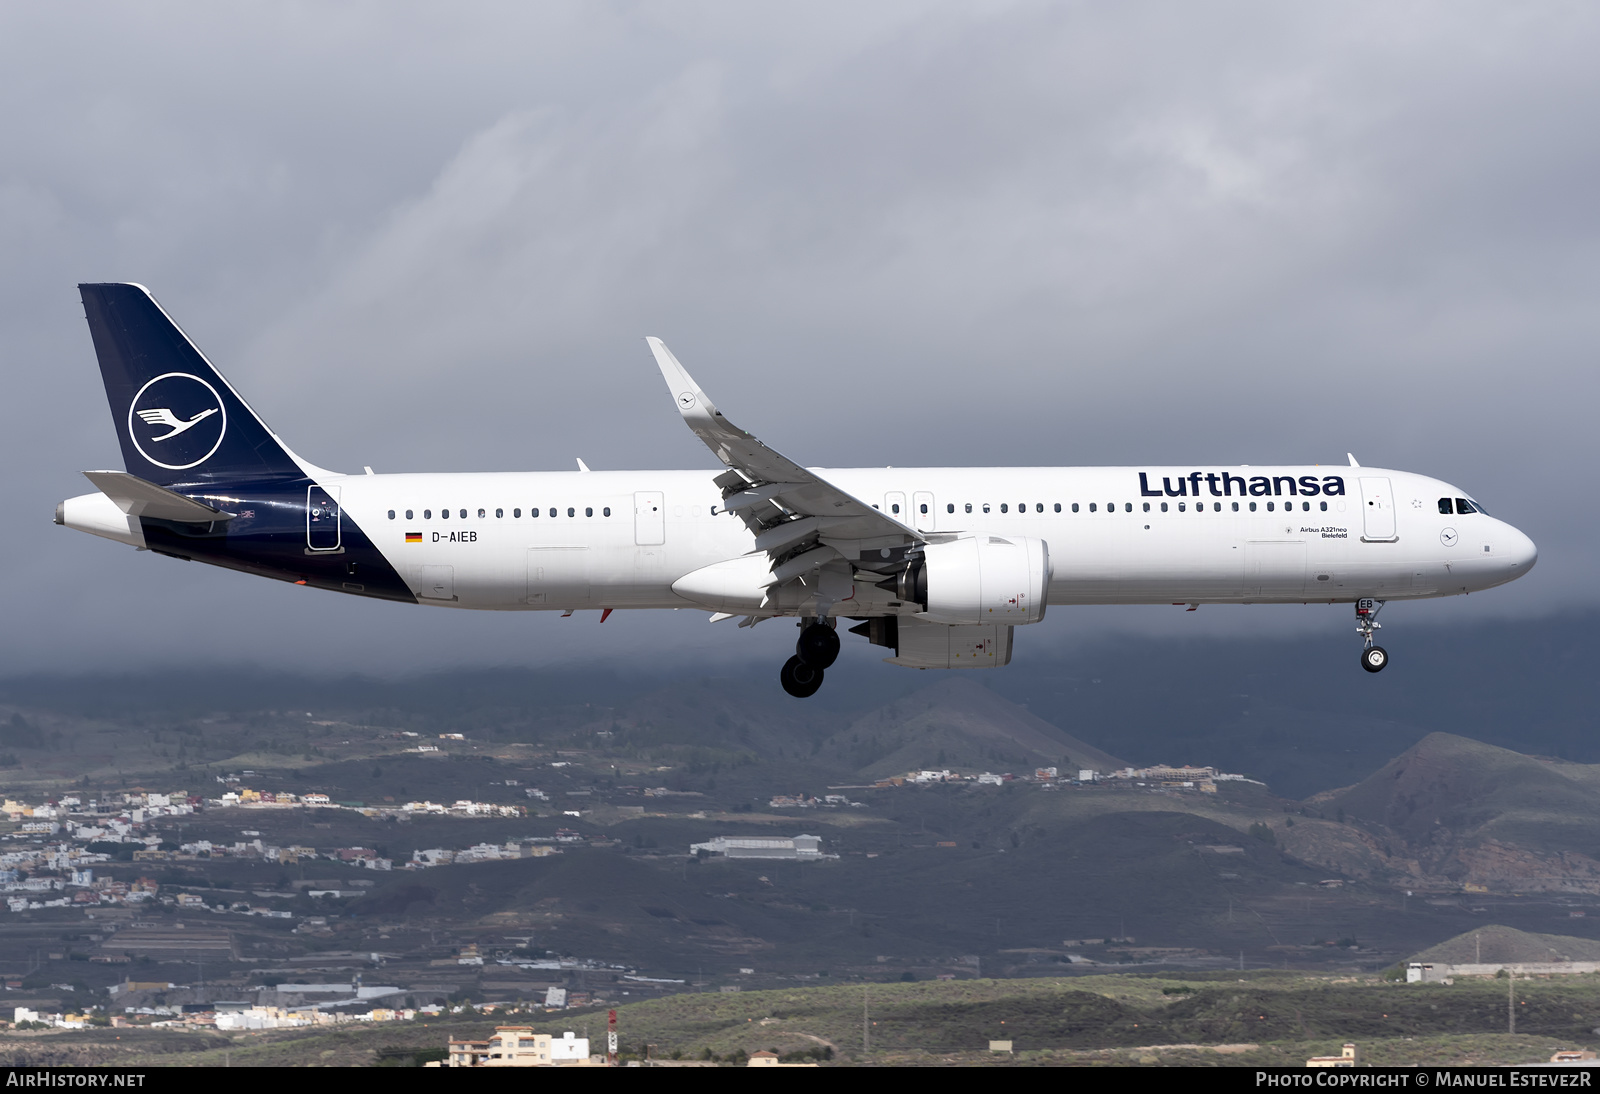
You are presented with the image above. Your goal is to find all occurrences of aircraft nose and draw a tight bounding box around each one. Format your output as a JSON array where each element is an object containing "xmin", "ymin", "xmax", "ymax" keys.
[{"xmin": 1502, "ymin": 525, "xmax": 1537, "ymax": 575}]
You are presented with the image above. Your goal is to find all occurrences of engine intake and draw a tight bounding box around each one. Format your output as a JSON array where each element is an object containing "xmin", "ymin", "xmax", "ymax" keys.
[{"xmin": 883, "ymin": 535, "xmax": 1050, "ymax": 626}]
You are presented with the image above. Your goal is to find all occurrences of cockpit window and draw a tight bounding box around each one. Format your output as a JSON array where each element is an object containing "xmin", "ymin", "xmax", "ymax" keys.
[
  {"xmin": 1455, "ymin": 498, "xmax": 1478, "ymax": 515},
  {"xmin": 1438, "ymin": 498, "xmax": 1452, "ymax": 515}
]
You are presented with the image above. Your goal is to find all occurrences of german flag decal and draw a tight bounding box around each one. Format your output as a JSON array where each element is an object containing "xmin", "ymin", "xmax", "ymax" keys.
[{"xmin": 405, "ymin": 532, "xmax": 422, "ymax": 543}]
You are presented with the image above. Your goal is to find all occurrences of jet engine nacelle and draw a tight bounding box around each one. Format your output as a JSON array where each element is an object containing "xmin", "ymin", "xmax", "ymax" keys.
[{"xmin": 894, "ymin": 535, "xmax": 1050, "ymax": 626}]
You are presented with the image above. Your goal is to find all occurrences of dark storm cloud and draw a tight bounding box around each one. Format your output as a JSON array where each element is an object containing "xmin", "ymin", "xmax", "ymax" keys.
[{"xmin": 4, "ymin": 2, "xmax": 1596, "ymax": 672}]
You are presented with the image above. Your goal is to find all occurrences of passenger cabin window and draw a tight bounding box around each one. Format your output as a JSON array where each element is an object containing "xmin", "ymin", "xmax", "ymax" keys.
[
  {"xmin": 1160, "ymin": 502, "xmax": 1168, "ymax": 512},
  {"xmin": 982, "ymin": 504, "xmax": 991, "ymax": 513},
  {"xmin": 459, "ymin": 509, "xmax": 467, "ymax": 519},
  {"xmin": 1231, "ymin": 502, "xmax": 1239, "ymax": 512},
  {"xmin": 920, "ymin": 503, "xmax": 928, "ymax": 514},
  {"xmin": 478, "ymin": 508, "xmax": 487, "ymax": 519},
  {"xmin": 514, "ymin": 508, "xmax": 521, "ymax": 517},
  {"xmin": 406, "ymin": 509, "xmax": 414, "ymax": 520},
  {"xmin": 441, "ymin": 508, "xmax": 449, "ymax": 520},
  {"xmin": 495, "ymin": 508, "xmax": 503, "ymax": 518},
  {"xmin": 965, "ymin": 503, "xmax": 973, "ymax": 513},
  {"xmin": 1142, "ymin": 502, "xmax": 1150, "ymax": 512},
  {"xmin": 1088, "ymin": 503, "xmax": 1096, "ymax": 513},
  {"xmin": 548, "ymin": 508, "xmax": 556, "ymax": 517},
  {"xmin": 1124, "ymin": 503, "xmax": 1132, "ymax": 513},
  {"xmin": 567, "ymin": 507, "xmax": 575, "ymax": 517},
  {"xmin": 585, "ymin": 507, "xmax": 594, "ymax": 517},
  {"xmin": 423, "ymin": 509, "xmax": 432, "ymax": 519},
  {"xmin": 1000, "ymin": 504, "xmax": 1008, "ymax": 513},
  {"xmin": 387, "ymin": 510, "xmax": 395, "ymax": 519},
  {"xmin": 947, "ymin": 503, "xmax": 954, "ymax": 513},
  {"xmin": 1249, "ymin": 501, "xmax": 1257, "ymax": 511},
  {"xmin": 1053, "ymin": 503, "xmax": 1061, "ymax": 512},
  {"xmin": 1071, "ymin": 503, "xmax": 1080, "ymax": 513},
  {"xmin": 891, "ymin": 503, "xmax": 900, "ymax": 514},
  {"xmin": 1319, "ymin": 501, "xmax": 1327, "ymax": 511}
]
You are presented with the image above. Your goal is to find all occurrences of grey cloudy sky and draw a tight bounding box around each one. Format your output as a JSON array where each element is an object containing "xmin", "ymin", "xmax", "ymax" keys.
[{"xmin": 5, "ymin": 2, "xmax": 1597, "ymax": 675}]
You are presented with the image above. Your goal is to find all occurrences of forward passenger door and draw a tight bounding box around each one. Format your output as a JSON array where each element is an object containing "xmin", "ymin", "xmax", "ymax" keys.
[
  {"xmin": 634, "ymin": 492, "xmax": 665, "ymax": 545},
  {"xmin": 1359, "ymin": 477, "xmax": 1398, "ymax": 542}
]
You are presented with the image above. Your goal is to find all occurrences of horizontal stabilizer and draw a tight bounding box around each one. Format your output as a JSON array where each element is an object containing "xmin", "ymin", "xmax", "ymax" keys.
[{"xmin": 82, "ymin": 470, "xmax": 234, "ymax": 522}]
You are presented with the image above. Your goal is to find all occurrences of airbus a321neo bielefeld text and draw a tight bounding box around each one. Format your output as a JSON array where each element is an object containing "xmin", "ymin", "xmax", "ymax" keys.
[{"xmin": 56, "ymin": 284, "xmax": 1538, "ymax": 697}]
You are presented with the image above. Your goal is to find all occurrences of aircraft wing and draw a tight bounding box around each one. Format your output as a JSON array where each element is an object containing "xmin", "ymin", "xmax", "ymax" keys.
[{"xmin": 647, "ymin": 337, "xmax": 918, "ymax": 579}]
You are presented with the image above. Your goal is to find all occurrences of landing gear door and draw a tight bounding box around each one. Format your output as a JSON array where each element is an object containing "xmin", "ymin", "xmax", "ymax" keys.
[
  {"xmin": 634, "ymin": 491, "xmax": 665, "ymax": 546},
  {"xmin": 913, "ymin": 491, "xmax": 936, "ymax": 532},
  {"xmin": 306, "ymin": 485, "xmax": 341, "ymax": 551},
  {"xmin": 1359, "ymin": 477, "xmax": 1398, "ymax": 542}
]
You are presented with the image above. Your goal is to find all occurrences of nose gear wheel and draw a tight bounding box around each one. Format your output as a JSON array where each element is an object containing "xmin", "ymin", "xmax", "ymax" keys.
[{"xmin": 1356, "ymin": 599, "xmax": 1388, "ymax": 673}]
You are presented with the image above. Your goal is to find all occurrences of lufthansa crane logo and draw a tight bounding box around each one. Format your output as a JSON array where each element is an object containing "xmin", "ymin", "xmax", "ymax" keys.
[{"xmin": 128, "ymin": 372, "xmax": 227, "ymax": 470}]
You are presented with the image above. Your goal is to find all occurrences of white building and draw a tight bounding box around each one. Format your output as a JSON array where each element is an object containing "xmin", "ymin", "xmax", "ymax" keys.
[
  {"xmin": 551, "ymin": 1032, "xmax": 589, "ymax": 1060},
  {"xmin": 689, "ymin": 835, "xmax": 832, "ymax": 860}
]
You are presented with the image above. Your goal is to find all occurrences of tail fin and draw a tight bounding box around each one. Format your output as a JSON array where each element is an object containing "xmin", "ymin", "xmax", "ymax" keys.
[{"xmin": 79, "ymin": 283, "xmax": 307, "ymax": 486}]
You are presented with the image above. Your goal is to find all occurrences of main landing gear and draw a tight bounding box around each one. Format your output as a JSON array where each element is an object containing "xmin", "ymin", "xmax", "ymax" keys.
[
  {"xmin": 781, "ymin": 621, "xmax": 839, "ymax": 698},
  {"xmin": 1356, "ymin": 598, "xmax": 1388, "ymax": 673}
]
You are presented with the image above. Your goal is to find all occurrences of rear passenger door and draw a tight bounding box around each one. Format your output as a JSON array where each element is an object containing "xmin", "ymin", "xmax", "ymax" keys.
[{"xmin": 306, "ymin": 485, "xmax": 341, "ymax": 551}]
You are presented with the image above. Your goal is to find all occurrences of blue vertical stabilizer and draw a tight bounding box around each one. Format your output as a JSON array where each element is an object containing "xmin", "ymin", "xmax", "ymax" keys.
[{"xmin": 79, "ymin": 283, "xmax": 307, "ymax": 486}]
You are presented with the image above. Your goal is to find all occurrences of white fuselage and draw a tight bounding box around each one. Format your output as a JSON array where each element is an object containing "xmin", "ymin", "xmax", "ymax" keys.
[{"xmin": 330, "ymin": 464, "xmax": 1536, "ymax": 614}]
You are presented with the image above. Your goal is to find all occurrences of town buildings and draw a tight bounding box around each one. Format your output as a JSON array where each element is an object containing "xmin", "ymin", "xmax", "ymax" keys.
[{"xmin": 444, "ymin": 1027, "xmax": 595, "ymax": 1067}]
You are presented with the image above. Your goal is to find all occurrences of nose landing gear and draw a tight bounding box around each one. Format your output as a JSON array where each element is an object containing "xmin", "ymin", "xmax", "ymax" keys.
[
  {"xmin": 781, "ymin": 621, "xmax": 839, "ymax": 698},
  {"xmin": 1356, "ymin": 598, "xmax": 1388, "ymax": 673}
]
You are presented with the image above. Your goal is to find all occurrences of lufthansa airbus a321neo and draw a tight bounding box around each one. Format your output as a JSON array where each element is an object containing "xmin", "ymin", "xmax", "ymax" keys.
[{"xmin": 57, "ymin": 283, "xmax": 1538, "ymax": 697}]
